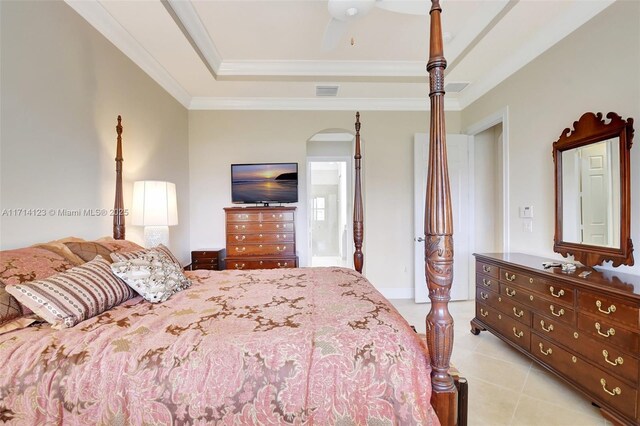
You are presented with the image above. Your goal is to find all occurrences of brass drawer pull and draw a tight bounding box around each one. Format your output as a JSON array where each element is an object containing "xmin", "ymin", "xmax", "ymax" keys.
[
  {"xmin": 595, "ymin": 323, "xmax": 615, "ymax": 338},
  {"xmin": 482, "ymin": 265, "xmax": 491, "ymax": 273},
  {"xmin": 505, "ymin": 287, "xmax": 516, "ymax": 297},
  {"xmin": 596, "ymin": 300, "xmax": 616, "ymax": 315},
  {"xmin": 482, "ymin": 278, "xmax": 491, "ymax": 287},
  {"xmin": 599, "ymin": 379, "xmax": 621, "ymax": 396},
  {"xmin": 539, "ymin": 343, "xmax": 552, "ymax": 356},
  {"xmin": 549, "ymin": 305, "xmax": 564, "ymax": 317},
  {"xmin": 235, "ymin": 235, "xmax": 246, "ymax": 241},
  {"xmin": 234, "ymin": 225, "xmax": 246, "ymax": 230},
  {"xmin": 512, "ymin": 327, "xmax": 524, "ymax": 338},
  {"xmin": 277, "ymin": 262, "xmax": 288, "ymax": 268},
  {"xmin": 513, "ymin": 307, "xmax": 524, "ymax": 318},
  {"xmin": 540, "ymin": 320, "xmax": 554, "ymax": 333},
  {"xmin": 602, "ymin": 350, "xmax": 623, "ymax": 366},
  {"xmin": 480, "ymin": 308, "xmax": 489, "ymax": 317},
  {"xmin": 549, "ymin": 286, "xmax": 565, "ymax": 298},
  {"xmin": 276, "ymin": 246, "xmax": 287, "ymax": 252},
  {"xmin": 480, "ymin": 292, "xmax": 489, "ymax": 300},
  {"xmin": 505, "ymin": 273, "xmax": 516, "ymax": 282},
  {"xmin": 235, "ymin": 247, "xmax": 246, "ymax": 252},
  {"xmin": 234, "ymin": 263, "xmax": 245, "ymax": 270}
]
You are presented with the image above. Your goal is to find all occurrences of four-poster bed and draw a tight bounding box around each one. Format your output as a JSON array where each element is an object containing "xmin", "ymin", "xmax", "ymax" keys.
[{"xmin": 1, "ymin": 0, "xmax": 463, "ymax": 424}]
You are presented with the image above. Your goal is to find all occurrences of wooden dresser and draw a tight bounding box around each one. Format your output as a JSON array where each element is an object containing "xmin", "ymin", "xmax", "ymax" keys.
[
  {"xmin": 224, "ymin": 206, "xmax": 297, "ymax": 270},
  {"xmin": 471, "ymin": 253, "xmax": 639, "ymax": 425}
]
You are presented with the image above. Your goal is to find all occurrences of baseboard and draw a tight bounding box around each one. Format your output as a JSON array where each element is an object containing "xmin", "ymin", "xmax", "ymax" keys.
[{"xmin": 378, "ymin": 287, "xmax": 414, "ymax": 300}]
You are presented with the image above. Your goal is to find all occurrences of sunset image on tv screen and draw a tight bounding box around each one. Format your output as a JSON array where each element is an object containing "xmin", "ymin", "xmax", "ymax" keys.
[{"xmin": 232, "ymin": 163, "xmax": 298, "ymax": 203}]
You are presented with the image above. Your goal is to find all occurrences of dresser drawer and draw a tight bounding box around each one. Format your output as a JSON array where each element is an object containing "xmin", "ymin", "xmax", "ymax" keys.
[
  {"xmin": 227, "ymin": 232, "xmax": 294, "ymax": 245},
  {"xmin": 192, "ymin": 258, "xmax": 218, "ymax": 267},
  {"xmin": 228, "ymin": 243, "xmax": 295, "ymax": 257},
  {"xmin": 578, "ymin": 313, "xmax": 639, "ymax": 354},
  {"xmin": 476, "ymin": 273, "xmax": 498, "ymax": 293},
  {"xmin": 191, "ymin": 262, "xmax": 218, "ymax": 270},
  {"xmin": 495, "ymin": 293, "xmax": 531, "ymax": 326},
  {"xmin": 227, "ymin": 222, "xmax": 295, "ymax": 233},
  {"xmin": 227, "ymin": 258, "xmax": 297, "ymax": 270},
  {"xmin": 579, "ymin": 292, "xmax": 639, "ymax": 330},
  {"xmin": 481, "ymin": 303, "xmax": 530, "ymax": 351},
  {"xmin": 261, "ymin": 211, "xmax": 294, "ymax": 222},
  {"xmin": 532, "ymin": 313, "xmax": 582, "ymax": 349},
  {"xmin": 476, "ymin": 287, "xmax": 501, "ymax": 311},
  {"xmin": 226, "ymin": 212, "xmax": 261, "ymax": 222},
  {"xmin": 192, "ymin": 250, "xmax": 220, "ymax": 260},
  {"xmin": 530, "ymin": 279, "xmax": 575, "ymax": 306},
  {"xmin": 476, "ymin": 261, "xmax": 499, "ymax": 278},
  {"xmin": 531, "ymin": 335, "xmax": 638, "ymax": 420},
  {"xmin": 500, "ymin": 267, "xmax": 545, "ymax": 289}
]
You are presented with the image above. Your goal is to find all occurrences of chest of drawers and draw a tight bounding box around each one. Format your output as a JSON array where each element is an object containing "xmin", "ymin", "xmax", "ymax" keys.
[
  {"xmin": 224, "ymin": 207, "xmax": 297, "ymax": 270},
  {"xmin": 472, "ymin": 253, "xmax": 640, "ymax": 426}
]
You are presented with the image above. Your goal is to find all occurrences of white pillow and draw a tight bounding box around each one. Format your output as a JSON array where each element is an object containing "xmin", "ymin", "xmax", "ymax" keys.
[{"xmin": 110, "ymin": 251, "xmax": 191, "ymax": 303}]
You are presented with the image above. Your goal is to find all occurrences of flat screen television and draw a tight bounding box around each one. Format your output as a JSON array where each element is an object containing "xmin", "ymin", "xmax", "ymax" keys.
[{"xmin": 231, "ymin": 163, "xmax": 298, "ymax": 205}]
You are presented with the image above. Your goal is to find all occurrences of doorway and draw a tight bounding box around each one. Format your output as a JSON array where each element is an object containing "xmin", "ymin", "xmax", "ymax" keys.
[{"xmin": 309, "ymin": 160, "xmax": 350, "ymax": 267}]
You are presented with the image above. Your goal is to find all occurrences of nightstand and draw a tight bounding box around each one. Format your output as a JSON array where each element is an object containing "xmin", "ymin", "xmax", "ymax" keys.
[{"xmin": 190, "ymin": 248, "xmax": 226, "ymax": 270}]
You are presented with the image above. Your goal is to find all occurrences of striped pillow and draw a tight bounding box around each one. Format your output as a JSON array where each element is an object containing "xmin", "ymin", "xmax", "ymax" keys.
[
  {"xmin": 5, "ymin": 256, "xmax": 135, "ymax": 329},
  {"xmin": 111, "ymin": 244, "xmax": 181, "ymax": 267}
]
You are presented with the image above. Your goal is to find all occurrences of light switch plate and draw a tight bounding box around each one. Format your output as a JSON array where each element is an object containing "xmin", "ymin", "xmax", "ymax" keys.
[{"xmin": 520, "ymin": 206, "xmax": 534, "ymax": 218}]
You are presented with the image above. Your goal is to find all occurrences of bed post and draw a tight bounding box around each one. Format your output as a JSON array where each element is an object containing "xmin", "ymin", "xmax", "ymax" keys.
[
  {"xmin": 353, "ymin": 112, "xmax": 364, "ymax": 274},
  {"xmin": 113, "ymin": 115, "xmax": 125, "ymax": 240},
  {"xmin": 425, "ymin": 1, "xmax": 457, "ymax": 425}
]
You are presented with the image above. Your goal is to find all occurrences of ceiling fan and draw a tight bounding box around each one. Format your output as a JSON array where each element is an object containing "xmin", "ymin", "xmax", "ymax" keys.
[{"xmin": 322, "ymin": 0, "xmax": 429, "ymax": 50}]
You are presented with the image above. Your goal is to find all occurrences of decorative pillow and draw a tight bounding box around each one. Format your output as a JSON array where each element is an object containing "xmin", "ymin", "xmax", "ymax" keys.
[
  {"xmin": 32, "ymin": 239, "xmax": 86, "ymax": 266},
  {"xmin": 110, "ymin": 251, "xmax": 191, "ymax": 303},
  {"xmin": 1, "ymin": 247, "xmax": 77, "ymax": 315},
  {"xmin": 64, "ymin": 240, "xmax": 144, "ymax": 263},
  {"xmin": 110, "ymin": 244, "xmax": 181, "ymax": 267},
  {"xmin": 0, "ymin": 281, "xmax": 22, "ymax": 326},
  {"xmin": 6, "ymin": 256, "xmax": 135, "ymax": 329},
  {"xmin": 0, "ymin": 315, "xmax": 39, "ymax": 335}
]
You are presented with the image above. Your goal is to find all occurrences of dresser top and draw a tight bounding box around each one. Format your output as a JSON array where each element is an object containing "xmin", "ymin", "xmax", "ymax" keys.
[{"xmin": 474, "ymin": 252, "xmax": 640, "ymax": 298}]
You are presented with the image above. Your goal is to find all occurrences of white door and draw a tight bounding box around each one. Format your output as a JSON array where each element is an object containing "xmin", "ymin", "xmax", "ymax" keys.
[
  {"xmin": 414, "ymin": 134, "xmax": 472, "ymax": 302},
  {"xmin": 580, "ymin": 141, "xmax": 609, "ymax": 246}
]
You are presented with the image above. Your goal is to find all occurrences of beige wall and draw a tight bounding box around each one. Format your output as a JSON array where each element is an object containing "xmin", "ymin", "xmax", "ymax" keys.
[
  {"xmin": 189, "ymin": 110, "xmax": 461, "ymax": 293},
  {"xmin": 462, "ymin": 0, "xmax": 640, "ymax": 275},
  {"xmin": 0, "ymin": 1, "xmax": 191, "ymax": 263}
]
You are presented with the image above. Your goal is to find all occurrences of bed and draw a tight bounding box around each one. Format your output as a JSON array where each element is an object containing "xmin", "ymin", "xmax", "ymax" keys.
[{"xmin": 0, "ymin": 1, "xmax": 461, "ymax": 424}]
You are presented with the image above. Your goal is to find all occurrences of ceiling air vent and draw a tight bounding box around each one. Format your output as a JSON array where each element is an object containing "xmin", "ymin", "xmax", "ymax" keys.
[
  {"xmin": 316, "ymin": 85, "xmax": 339, "ymax": 97},
  {"xmin": 444, "ymin": 82, "xmax": 470, "ymax": 93}
]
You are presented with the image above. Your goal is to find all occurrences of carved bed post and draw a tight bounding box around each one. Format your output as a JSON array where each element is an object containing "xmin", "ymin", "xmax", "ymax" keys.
[
  {"xmin": 425, "ymin": 1, "xmax": 457, "ymax": 424},
  {"xmin": 353, "ymin": 112, "xmax": 364, "ymax": 273},
  {"xmin": 113, "ymin": 115, "xmax": 125, "ymax": 240}
]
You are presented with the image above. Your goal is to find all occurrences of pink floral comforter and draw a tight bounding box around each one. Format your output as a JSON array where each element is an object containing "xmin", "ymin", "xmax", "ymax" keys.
[{"xmin": 0, "ymin": 267, "xmax": 438, "ymax": 425}]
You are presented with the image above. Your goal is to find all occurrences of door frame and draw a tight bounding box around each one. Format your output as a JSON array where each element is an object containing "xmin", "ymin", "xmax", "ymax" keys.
[
  {"xmin": 464, "ymin": 106, "xmax": 511, "ymax": 254},
  {"xmin": 306, "ymin": 156, "xmax": 354, "ymax": 268}
]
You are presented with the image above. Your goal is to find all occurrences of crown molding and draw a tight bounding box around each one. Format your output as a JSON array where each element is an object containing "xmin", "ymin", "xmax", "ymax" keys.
[
  {"xmin": 162, "ymin": 0, "xmax": 222, "ymax": 77},
  {"xmin": 65, "ymin": 0, "xmax": 191, "ymax": 108},
  {"xmin": 218, "ymin": 60, "xmax": 426, "ymax": 78},
  {"xmin": 457, "ymin": 0, "xmax": 615, "ymax": 109},
  {"xmin": 190, "ymin": 97, "xmax": 462, "ymax": 111}
]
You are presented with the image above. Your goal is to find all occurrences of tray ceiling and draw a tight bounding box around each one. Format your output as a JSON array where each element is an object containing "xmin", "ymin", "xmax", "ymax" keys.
[{"xmin": 65, "ymin": 0, "xmax": 614, "ymax": 111}]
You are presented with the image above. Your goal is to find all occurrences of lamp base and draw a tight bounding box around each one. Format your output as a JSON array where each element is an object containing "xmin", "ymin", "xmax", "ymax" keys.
[{"xmin": 144, "ymin": 226, "xmax": 169, "ymax": 248}]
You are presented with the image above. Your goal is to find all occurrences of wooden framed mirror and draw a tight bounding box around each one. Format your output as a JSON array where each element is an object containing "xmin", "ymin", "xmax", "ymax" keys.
[{"xmin": 553, "ymin": 112, "xmax": 634, "ymax": 267}]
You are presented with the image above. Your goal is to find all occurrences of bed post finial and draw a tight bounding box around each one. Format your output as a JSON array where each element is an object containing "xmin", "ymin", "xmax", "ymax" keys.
[
  {"xmin": 113, "ymin": 115, "xmax": 125, "ymax": 240},
  {"xmin": 425, "ymin": 1, "xmax": 457, "ymax": 425},
  {"xmin": 353, "ymin": 111, "xmax": 364, "ymax": 273}
]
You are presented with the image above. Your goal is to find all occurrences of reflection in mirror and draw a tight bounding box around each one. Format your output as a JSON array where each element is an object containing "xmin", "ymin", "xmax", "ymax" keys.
[{"xmin": 561, "ymin": 137, "xmax": 620, "ymax": 248}]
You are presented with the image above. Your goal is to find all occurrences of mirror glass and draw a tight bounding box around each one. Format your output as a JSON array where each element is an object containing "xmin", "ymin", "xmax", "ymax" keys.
[{"xmin": 561, "ymin": 137, "xmax": 620, "ymax": 248}]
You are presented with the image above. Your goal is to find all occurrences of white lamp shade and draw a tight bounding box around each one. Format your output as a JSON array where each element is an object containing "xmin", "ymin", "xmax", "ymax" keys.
[{"xmin": 131, "ymin": 181, "xmax": 178, "ymax": 226}]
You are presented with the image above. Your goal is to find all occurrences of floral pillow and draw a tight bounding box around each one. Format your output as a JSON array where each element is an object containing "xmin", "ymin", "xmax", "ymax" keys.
[
  {"xmin": 110, "ymin": 251, "xmax": 191, "ymax": 303},
  {"xmin": 6, "ymin": 256, "xmax": 135, "ymax": 329},
  {"xmin": 64, "ymin": 239, "xmax": 144, "ymax": 263}
]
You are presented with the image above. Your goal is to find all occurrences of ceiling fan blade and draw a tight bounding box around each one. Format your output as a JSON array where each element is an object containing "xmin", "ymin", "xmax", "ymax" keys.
[
  {"xmin": 322, "ymin": 18, "xmax": 349, "ymax": 51},
  {"xmin": 375, "ymin": 0, "xmax": 429, "ymax": 15}
]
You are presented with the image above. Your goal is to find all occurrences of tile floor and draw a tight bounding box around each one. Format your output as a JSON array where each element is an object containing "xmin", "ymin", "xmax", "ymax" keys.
[{"xmin": 390, "ymin": 299, "xmax": 614, "ymax": 426}]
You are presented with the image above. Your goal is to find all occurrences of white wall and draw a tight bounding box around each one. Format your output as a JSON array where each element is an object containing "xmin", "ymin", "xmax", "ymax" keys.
[
  {"xmin": 0, "ymin": 1, "xmax": 191, "ymax": 263},
  {"xmin": 473, "ymin": 125, "xmax": 502, "ymax": 253},
  {"xmin": 189, "ymin": 110, "xmax": 461, "ymax": 291},
  {"xmin": 462, "ymin": 0, "xmax": 640, "ymax": 275}
]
